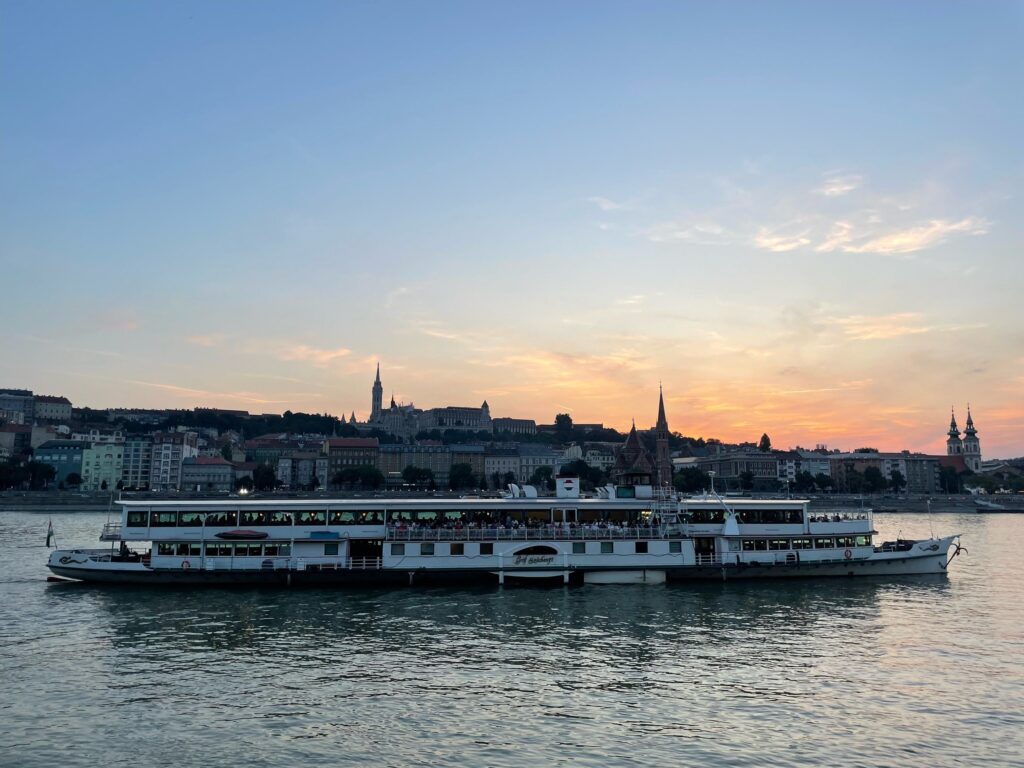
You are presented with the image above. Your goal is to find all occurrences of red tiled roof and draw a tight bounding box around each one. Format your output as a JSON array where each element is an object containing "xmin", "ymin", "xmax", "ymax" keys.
[{"xmin": 191, "ymin": 456, "xmax": 232, "ymax": 466}]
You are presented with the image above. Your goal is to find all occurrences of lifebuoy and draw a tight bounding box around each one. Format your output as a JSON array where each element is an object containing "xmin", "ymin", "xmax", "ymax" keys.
[
  {"xmin": 182, "ymin": 560, "xmax": 191, "ymax": 569},
  {"xmin": 843, "ymin": 549, "xmax": 852, "ymax": 560}
]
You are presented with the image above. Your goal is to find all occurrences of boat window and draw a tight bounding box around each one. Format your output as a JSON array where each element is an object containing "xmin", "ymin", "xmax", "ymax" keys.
[
  {"xmin": 736, "ymin": 508, "xmax": 804, "ymax": 524},
  {"xmin": 573, "ymin": 542, "xmax": 585, "ymax": 554},
  {"xmin": 179, "ymin": 512, "xmax": 205, "ymax": 527},
  {"xmin": 264, "ymin": 544, "xmax": 280, "ymax": 556},
  {"xmin": 157, "ymin": 543, "xmax": 175, "ymax": 555},
  {"xmin": 634, "ymin": 541, "xmax": 648, "ymax": 554},
  {"xmin": 240, "ymin": 510, "xmax": 267, "ymax": 526},
  {"xmin": 324, "ymin": 543, "xmax": 339, "ymax": 556},
  {"xmin": 205, "ymin": 511, "xmax": 236, "ymax": 526},
  {"xmin": 265, "ymin": 511, "xmax": 292, "ymax": 526},
  {"xmin": 670, "ymin": 541, "xmax": 682, "ymax": 553},
  {"xmin": 279, "ymin": 544, "xmax": 291, "ymax": 556},
  {"xmin": 688, "ymin": 509, "xmax": 725, "ymax": 524},
  {"xmin": 855, "ymin": 535, "xmax": 872, "ymax": 547},
  {"xmin": 814, "ymin": 537, "xmax": 835, "ymax": 549},
  {"xmin": 753, "ymin": 539, "xmax": 768, "ymax": 551},
  {"xmin": 421, "ymin": 543, "xmax": 434, "ymax": 556},
  {"xmin": 480, "ymin": 543, "xmax": 493, "ymax": 556},
  {"xmin": 295, "ymin": 510, "xmax": 326, "ymax": 525},
  {"xmin": 126, "ymin": 510, "xmax": 147, "ymax": 526},
  {"xmin": 151, "ymin": 511, "xmax": 177, "ymax": 527},
  {"xmin": 836, "ymin": 536, "xmax": 856, "ymax": 548},
  {"xmin": 769, "ymin": 539, "xmax": 790, "ymax": 551},
  {"xmin": 207, "ymin": 543, "xmax": 232, "ymax": 556},
  {"xmin": 391, "ymin": 543, "xmax": 405, "ymax": 556},
  {"xmin": 791, "ymin": 538, "xmax": 813, "ymax": 550},
  {"xmin": 600, "ymin": 541, "xmax": 613, "ymax": 554},
  {"xmin": 451, "ymin": 543, "xmax": 465, "ymax": 556}
]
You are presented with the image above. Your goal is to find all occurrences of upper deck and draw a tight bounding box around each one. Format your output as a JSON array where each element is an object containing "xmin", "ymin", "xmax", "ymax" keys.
[{"xmin": 108, "ymin": 494, "xmax": 872, "ymax": 542}]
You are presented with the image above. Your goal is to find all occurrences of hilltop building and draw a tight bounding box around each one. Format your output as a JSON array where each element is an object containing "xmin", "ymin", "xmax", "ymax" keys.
[{"xmin": 354, "ymin": 365, "xmax": 533, "ymax": 441}]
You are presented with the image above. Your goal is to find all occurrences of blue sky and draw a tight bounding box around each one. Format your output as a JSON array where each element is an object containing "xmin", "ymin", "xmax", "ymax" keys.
[{"xmin": 2, "ymin": 1, "xmax": 1022, "ymax": 455}]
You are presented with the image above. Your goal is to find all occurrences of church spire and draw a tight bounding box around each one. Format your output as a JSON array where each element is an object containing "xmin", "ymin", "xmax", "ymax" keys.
[
  {"xmin": 375, "ymin": 362, "xmax": 381, "ymax": 384},
  {"xmin": 948, "ymin": 406, "xmax": 959, "ymax": 437},
  {"xmin": 657, "ymin": 383, "xmax": 668, "ymax": 430},
  {"xmin": 965, "ymin": 404, "xmax": 976, "ymax": 435}
]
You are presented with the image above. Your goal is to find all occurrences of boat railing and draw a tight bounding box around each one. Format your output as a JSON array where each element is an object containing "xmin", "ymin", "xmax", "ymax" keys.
[
  {"xmin": 694, "ymin": 553, "xmax": 724, "ymax": 566},
  {"xmin": 807, "ymin": 510, "xmax": 872, "ymax": 523},
  {"xmin": 386, "ymin": 525, "xmax": 669, "ymax": 542},
  {"xmin": 196, "ymin": 555, "xmax": 382, "ymax": 571},
  {"xmin": 99, "ymin": 523, "xmax": 122, "ymax": 542}
]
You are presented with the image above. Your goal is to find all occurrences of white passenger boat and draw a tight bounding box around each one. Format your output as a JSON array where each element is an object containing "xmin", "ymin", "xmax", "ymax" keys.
[{"xmin": 46, "ymin": 479, "xmax": 963, "ymax": 586}]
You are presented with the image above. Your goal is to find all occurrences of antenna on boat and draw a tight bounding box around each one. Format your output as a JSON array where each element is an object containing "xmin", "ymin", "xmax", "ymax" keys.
[{"xmin": 927, "ymin": 498, "xmax": 935, "ymax": 539}]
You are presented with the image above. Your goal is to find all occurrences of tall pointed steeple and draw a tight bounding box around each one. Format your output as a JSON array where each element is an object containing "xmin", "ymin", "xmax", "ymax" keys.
[
  {"xmin": 654, "ymin": 384, "xmax": 672, "ymax": 488},
  {"xmin": 946, "ymin": 406, "xmax": 963, "ymax": 456},
  {"xmin": 962, "ymin": 404, "xmax": 981, "ymax": 472},
  {"xmin": 370, "ymin": 362, "xmax": 384, "ymax": 422}
]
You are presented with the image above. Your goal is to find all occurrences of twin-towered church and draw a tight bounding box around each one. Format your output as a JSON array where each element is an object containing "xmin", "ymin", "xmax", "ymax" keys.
[{"xmin": 946, "ymin": 406, "xmax": 982, "ymax": 472}]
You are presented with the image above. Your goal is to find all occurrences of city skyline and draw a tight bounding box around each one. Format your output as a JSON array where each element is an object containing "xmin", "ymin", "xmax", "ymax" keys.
[{"xmin": 2, "ymin": 2, "xmax": 1022, "ymax": 457}]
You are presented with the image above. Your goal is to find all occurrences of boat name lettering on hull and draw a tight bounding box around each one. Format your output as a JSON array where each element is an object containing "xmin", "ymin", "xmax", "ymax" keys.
[{"xmin": 513, "ymin": 555, "xmax": 556, "ymax": 566}]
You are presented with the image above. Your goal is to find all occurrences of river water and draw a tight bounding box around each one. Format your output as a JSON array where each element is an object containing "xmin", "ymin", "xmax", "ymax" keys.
[{"xmin": 1, "ymin": 510, "xmax": 1021, "ymax": 767}]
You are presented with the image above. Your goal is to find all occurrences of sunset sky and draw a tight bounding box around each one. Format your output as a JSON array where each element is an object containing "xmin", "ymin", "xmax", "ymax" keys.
[{"xmin": 2, "ymin": 2, "xmax": 1022, "ymax": 457}]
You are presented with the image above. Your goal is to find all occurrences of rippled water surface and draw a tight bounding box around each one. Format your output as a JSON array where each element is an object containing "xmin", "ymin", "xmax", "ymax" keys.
[{"xmin": 1, "ymin": 511, "xmax": 1022, "ymax": 767}]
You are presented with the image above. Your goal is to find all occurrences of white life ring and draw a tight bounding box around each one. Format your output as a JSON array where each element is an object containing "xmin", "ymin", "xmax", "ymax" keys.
[
  {"xmin": 843, "ymin": 549, "xmax": 853, "ymax": 560},
  {"xmin": 182, "ymin": 560, "xmax": 192, "ymax": 570}
]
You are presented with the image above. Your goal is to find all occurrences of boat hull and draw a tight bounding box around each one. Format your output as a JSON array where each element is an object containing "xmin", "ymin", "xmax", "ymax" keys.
[{"xmin": 47, "ymin": 536, "xmax": 957, "ymax": 587}]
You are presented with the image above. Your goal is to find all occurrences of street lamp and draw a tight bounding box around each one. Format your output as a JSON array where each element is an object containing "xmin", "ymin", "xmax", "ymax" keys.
[{"xmin": 708, "ymin": 470, "xmax": 716, "ymax": 496}]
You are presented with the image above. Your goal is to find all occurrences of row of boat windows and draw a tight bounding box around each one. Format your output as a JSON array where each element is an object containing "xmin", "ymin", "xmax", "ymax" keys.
[
  {"xmin": 738, "ymin": 536, "xmax": 871, "ymax": 551},
  {"xmin": 131, "ymin": 509, "xmax": 815, "ymax": 528},
  {"xmin": 156, "ymin": 543, "xmax": 293, "ymax": 557},
  {"xmin": 689, "ymin": 509, "xmax": 804, "ymax": 525},
  {"xmin": 391, "ymin": 541, "xmax": 681, "ymax": 556}
]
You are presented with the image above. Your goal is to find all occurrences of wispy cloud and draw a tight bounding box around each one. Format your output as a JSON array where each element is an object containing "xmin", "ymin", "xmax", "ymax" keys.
[
  {"xmin": 588, "ymin": 196, "xmax": 632, "ymax": 212},
  {"xmin": 754, "ymin": 227, "xmax": 812, "ymax": 252},
  {"xmin": 830, "ymin": 313, "xmax": 933, "ymax": 341},
  {"xmin": 815, "ymin": 173, "xmax": 863, "ymax": 197},
  {"xmin": 126, "ymin": 379, "xmax": 289, "ymax": 405},
  {"xmin": 276, "ymin": 344, "xmax": 352, "ymax": 366},
  {"xmin": 841, "ymin": 216, "xmax": 989, "ymax": 255},
  {"xmin": 185, "ymin": 334, "xmax": 224, "ymax": 348}
]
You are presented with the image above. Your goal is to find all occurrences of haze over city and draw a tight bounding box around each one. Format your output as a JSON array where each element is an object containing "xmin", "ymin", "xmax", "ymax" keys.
[{"xmin": 2, "ymin": 2, "xmax": 1022, "ymax": 457}]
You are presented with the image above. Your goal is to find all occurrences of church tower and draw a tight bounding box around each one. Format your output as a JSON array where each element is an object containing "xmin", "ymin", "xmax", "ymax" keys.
[
  {"xmin": 654, "ymin": 385, "xmax": 672, "ymax": 489},
  {"xmin": 946, "ymin": 407, "xmax": 963, "ymax": 456},
  {"xmin": 962, "ymin": 405, "xmax": 982, "ymax": 472},
  {"xmin": 370, "ymin": 363, "xmax": 383, "ymax": 423}
]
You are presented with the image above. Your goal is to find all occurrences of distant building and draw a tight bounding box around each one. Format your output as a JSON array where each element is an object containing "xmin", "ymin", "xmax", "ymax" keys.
[
  {"xmin": 150, "ymin": 431, "xmax": 199, "ymax": 491},
  {"xmin": 122, "ymin": 435, "xmax": 154, "ymax": 490},
  {"xmin": 485, "ymin": 448, "xmax": 521, "ymax": 483},
  {"xmin": 34, "ymin": 395, "xmax": 72, "ymax": 422},
  {"xmin": 326, "ymin": 437, "xmax": 380, "ymax": 482},
  {"xmin": 80, "ymin": 443, "xmax": 125, "ymax": 491},
  {"xmin": 611, "ymin": 423, "xmax": 655, "ymax": 486},
  {"xmin": 72, "ymin": 428, "xmax": 125, "ymax": 444},
  {"xmin": 0, "ymin": 424, "xmax": 31, "ymax": 456},
  {"xmin": 492, "ymin": 417, "xmax": 537, "ymax": 436},
  {"xmin": 961, "ymin": 407, "xmax": 982, "ymax": 473},
  {"xmin": 518, "ymin": 444, "xmax": 564, "ymax": 483},
  {"xmin": 379, "ymin": 444, "xmax": 452, "ymax": 487},
  {"xmin": 181, "ymin": 456, "xmax": 235, "ymax": 493},
  {"xmin": 277, "ymin": 452, "xmax": 328, "ymax": 490},
  {"xmin": 34, "ymin": 440, "xmax": 87, "ymax": 486},
  {"xmin": 0, "ymin": 389, "xmax": 34, "ymax": 423},
  {"xmin": 419, "ymin": 403, "xmax": 492, "ymax": 433},
  {"xmin": 696, "ymin": 451, "xmax": 779, "ymax": 488}
]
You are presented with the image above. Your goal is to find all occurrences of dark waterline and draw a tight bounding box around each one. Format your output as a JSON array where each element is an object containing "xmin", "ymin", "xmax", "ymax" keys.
[{"xmin": 1, "ymin": 511, "xmax": 1022, "ymax": 767}]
